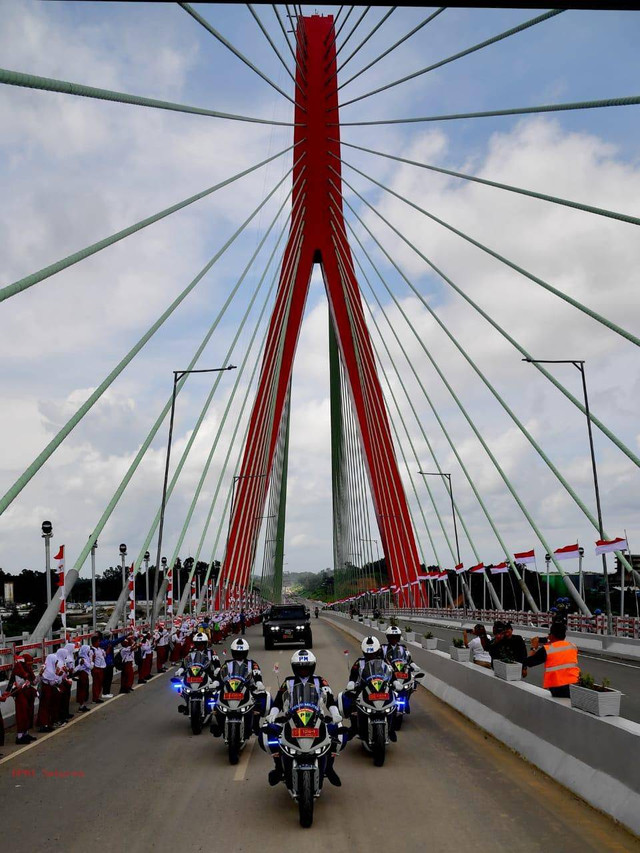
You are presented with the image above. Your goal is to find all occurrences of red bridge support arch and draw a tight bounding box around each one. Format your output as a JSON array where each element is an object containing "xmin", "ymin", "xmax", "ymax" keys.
[{"xmin": 219, "ymin": 14, "xmax": 422, "ymax": 606}]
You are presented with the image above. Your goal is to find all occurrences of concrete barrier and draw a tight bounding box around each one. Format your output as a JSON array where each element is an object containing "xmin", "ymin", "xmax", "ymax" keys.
[
  {"xmin": 323, "ymin": 611, "xmax": 640, "ymax": 837},
  {"xmin": 393, "ymin": 614, "xmax": 640, "ymax": 661}
]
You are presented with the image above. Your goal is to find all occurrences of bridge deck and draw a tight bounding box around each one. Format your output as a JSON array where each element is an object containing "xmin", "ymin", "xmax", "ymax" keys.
[{"xmin": 1, "ymin": 620, "xmax": 637, "ymax": 851}]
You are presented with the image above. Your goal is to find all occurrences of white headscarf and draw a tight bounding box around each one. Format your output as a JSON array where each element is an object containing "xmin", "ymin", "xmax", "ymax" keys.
[{"xmin": 43, "ymin": 653, "xmax": 61, "ymax": 683}]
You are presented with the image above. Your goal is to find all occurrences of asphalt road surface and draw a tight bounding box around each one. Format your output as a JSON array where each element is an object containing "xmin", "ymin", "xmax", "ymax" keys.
[
  {"xmin": 1, "ymin": 619, "xmax": 637, "ymax": 852},
  {"xmin": 395, "ymin": 618, "xmax": 640, "ymax": 723}
]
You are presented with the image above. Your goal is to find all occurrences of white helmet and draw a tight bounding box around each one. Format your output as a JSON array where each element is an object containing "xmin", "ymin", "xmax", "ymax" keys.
[
  {"xmin": 385, "ymin": 626, "xmax": 402, "ymax": 640},
  {"xmin": 291, "ymin": 648, "xmax": 316, "ymax": 678},
  {"xmin": 230, "ymin": 638, "xmax": 250, "ymax": 661},
  {"xmin": 193, "ymin": 631, "xmax": 209, "ymax": 647},
  {"xmin": 361, "ymin": 636, "xmax": 381, "ymax": 657}
]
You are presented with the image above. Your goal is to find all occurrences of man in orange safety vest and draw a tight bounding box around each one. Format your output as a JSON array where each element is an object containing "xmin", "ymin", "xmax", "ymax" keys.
[{"xmin": 522, "ymin": 622, "xmax": 580, "ymax": 697}]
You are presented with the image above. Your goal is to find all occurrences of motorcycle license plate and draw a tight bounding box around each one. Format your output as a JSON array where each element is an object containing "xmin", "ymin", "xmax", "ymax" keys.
[
  {"xmin": 292, "ymin": 727, "xmax": 319, "ymax": 738},
  {"xmin": 369, "ymin": 692, "xmax": 390, "ymax": 701},
  {"xmin": 395, "ymin": 672, "xmax": 409, "ymax": 680},
  {"xmin": 223, "ymin": 692, "xmax": 244, "ymax": 700},
  {"xmin": 187, "ymin": 677, "xmax": 204, "ymax": 683},
  {"xmin": 283, "ymin": 631, "xmax": 293, "ymax": 639}
]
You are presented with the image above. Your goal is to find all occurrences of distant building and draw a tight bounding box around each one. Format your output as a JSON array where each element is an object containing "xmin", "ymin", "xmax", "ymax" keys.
[{"xmin": 2, "ymin": 581, "xmax": 14, "ymax": 604}]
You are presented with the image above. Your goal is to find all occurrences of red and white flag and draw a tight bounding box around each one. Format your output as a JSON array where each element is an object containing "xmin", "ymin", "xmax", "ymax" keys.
[
  {"xmin": 55, "ymin": 545, "xmax": 66, "ymax": 636},
  {"xmin": 595, "ymin": 537, "xmax": 627, "ymax": 555},
  {"xmin": 207, "ymin": 578, "xmax": 213, "ymax": 609},
  {"xmin": 514, "ymin": 549, "xmax": 536, "ymax": 565},
  {"xmin": 490, "ymin": 562, "xmax": 509, "ymax": 575},
  {"xmin": 436, "ymin": 572, "xmax": 448, "ymax": 582},
  {"xmin": 469, "ymin": 563, "xmax": 485, "ymax": 574},
  {"xmin": 453, "ymin": 563, "xmax": 465, "ymax": 574},
  {"xmin": 128, "ymin": 563, "xmax": 136, "ymax": 628},
  {"xmin": 554, "ymin": 543, "xmax": 580, "ymax": 561},
  {"xmin": 191, "ymin": 578, "xmax": 197, "ymax": 614}
]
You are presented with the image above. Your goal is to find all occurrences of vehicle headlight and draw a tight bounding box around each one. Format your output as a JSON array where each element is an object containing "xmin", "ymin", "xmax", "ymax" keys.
[
  {"xmin": 270, "ymin": 627, "xmax": 278, "ymax": 632},
  {"xmin": 295, "ymin": 625, "xmax": 305, "ymax": 630}
]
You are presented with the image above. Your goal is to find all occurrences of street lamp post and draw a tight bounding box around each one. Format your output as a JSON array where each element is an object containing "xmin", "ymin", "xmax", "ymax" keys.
[
  {"xmin": 418, "ymin": 471, "xmax": 467, "ymax": 615},
  {"xmin": 143, "ymin": 551, "xmax": 150, "ymax": 622},
  {"xmin": 161, "ymin": 557, "xmax": 168, "ymax": 620},
  {"xmin": 41, "ymin": 521, "xmax": 53, "ymax": 638},
  {"xmin": 119, "ymin": 543, "xmax": 127, "ymax": 590},
  {"xmin": 545, "ymin": 553, "xmax": 551, "ymax": 612},
  {"xmin": 523, "ymin": 358, "xmax": 611, "ymax": 631},
  {"xmin": 90, "ymin": 538, "xmax": 98, "ymax": 632},
  {"xmin": 150, "ymin": 364, "xmax": 236, "ymax": 631},
  {"xmin": 578, "ymin": 546, "xmax": 585, "ymax": 601}
]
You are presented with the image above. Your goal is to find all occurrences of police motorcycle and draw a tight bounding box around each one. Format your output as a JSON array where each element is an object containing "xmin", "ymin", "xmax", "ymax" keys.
[
  {"xmin": 261, "ymin": 682, "xmax": 336, "ymax": 828},
  {"xmin": 387, "ymin": 645, "xmax": 423, "ymax": 729},
  {"xmin": 211, "ymin": 659, "xmax": 264, "ymax": 764},
  {"xmin": 171, "ymin": 661, "xmax": 215, "ymax": 735},
  {"xmin": 341, "ymin": 657, "xmax": 396, "ymax": 766}
]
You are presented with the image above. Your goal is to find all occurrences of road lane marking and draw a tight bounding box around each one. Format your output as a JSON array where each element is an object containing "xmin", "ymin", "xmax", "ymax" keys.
[
  {"xmin": 0, "ymin": 670, "xmax": 172, "ymax": 766},
  {"xmin": 578, "ymin": 653, "xmax": 640, "ymax": 668},
  {"xmin": 0, "ymin": 692, "xmax": 125, "ymax": 765},
  {"xmin": 233, "ymin": 735, "xmax": 257, "ymax": 781}
]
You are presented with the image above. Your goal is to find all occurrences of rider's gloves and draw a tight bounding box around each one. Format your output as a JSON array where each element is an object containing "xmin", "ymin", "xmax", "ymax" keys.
[
  {"xmin": 346, "ymin": 680, "xmax": 355, "ymax": 692},
  {"xmin": 254, "ymin": 680, "xmax": 266, "ymax": 692},
  {"xmin": 393, "ymin": 680, "xmax": 404, "ymax": 691},
  {"xmin": 267, "ymin": 706, "xmax": 279, "ymax": 722},
  {"xmin": 329, "ymin": 705, "xmax": 342, "ymax": 723}
]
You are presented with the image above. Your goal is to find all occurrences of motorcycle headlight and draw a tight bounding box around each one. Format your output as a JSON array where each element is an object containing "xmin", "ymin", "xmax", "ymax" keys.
[
  {"xmin": 295, "ymin": 625, "xmax": 305, "ymax": 630},
  {"xmin": 270, "ymin": 627, "xmax": 278, "ymax": 632}
]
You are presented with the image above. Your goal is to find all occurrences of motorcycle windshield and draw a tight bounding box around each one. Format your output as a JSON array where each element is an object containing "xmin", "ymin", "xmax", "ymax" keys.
[
  {"xmin": 388, "ymin": 647, "xmax": 409, "ymax": 671},
  {"xmin": 290, "ymin": 683, "xmax": 321, "ymax": 714},
  {"xmin": 221, "ymin": 660, "xmax": 249, "ymax": 683},
  {"xmin": 363, "ymin": 659, "xmax": 392, "ymax": 689},
  {"xmin": 289, "ymin": 683, "xmax": 321, "ymax": 730}
]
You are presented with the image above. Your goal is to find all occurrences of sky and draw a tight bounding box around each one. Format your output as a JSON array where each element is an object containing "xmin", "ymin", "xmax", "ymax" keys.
[{"xmin": 0, "ymin": 3, "xmax": 639, "ymax": 585}]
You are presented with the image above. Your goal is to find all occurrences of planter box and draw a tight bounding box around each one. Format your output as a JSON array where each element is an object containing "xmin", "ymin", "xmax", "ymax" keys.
[
  {"xmin": 449, "ymin": 646, "xmax": 471, "ymax": 663},
  {"xmin": 376, "ymin": 624, "xmax": 387, "ymax": 633},
  {"xmin": 422, "ymin": 637, "xmax": 438, "ymax": 650},
  {"xmin": 363, "ymin": 619, "xmax": 371, "ymax": 627},
  {"xmin": 493, "ymin": 660, "xmax": 522, "ymax": 681},
  {"xmin": 569, "ymin": 683, "xmax": 622, "ymax": 717},
  {"xmin": 404, "ymin": 631, "xmax": 417, "ymax": 642}
]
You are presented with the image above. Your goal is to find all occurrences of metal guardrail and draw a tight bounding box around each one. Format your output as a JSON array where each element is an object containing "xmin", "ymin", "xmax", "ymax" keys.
[
  {"xmin": 0, "ymin": 621, "xmax": 151, "ymax": 678},
  {"xmin": 339, "ymin": 607, "xmax": 640, "ymax": 639}
]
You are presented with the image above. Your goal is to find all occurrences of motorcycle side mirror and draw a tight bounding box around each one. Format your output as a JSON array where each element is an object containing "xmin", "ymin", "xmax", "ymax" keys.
[{"xmin": 415, "ymin": 672, "xmax": 425, "ymax": 679}]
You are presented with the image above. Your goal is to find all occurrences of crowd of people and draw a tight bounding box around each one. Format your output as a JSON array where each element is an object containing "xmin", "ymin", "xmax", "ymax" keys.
[
  {"xmin": 463, "ymin": 618, "xmax": 580, "ymax": 696},
  {"xmin": 0, "ymin": 607, "xmax": 263, "ymax": 752}
]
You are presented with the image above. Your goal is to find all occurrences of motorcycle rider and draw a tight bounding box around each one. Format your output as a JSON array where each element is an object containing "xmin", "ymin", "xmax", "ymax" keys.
[
  {"xmin": 264, "ymin": 649, "xmax": 343, "ymax": 788},
  {"xmin": 345, "ymin": 636, "xmax": 397, "ymax": 741},
  {"xmin": 381, "ymin": 626, "xmax": 424, "ymax": 715},
  {"xmin": 211, "ymin": 638, "xmax": 267, "ymax": 736},
  {"xmin": 176, "ymin": 631, "xmax": 220, "ymax": 715}
]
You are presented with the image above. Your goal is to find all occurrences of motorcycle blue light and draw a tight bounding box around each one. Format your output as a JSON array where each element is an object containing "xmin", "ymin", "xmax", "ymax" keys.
[
  {"xmin": 172, "ymin": 684, "xmax": 182, "ymax": 692},
  {"xmin": 267, "ymin": 739, "xmax": 280, "ymax": 746}
]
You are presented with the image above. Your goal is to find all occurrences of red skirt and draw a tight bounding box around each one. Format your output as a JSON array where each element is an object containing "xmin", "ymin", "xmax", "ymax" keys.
[{"xmin": 36, "ymin": 682, "xmax": 59, "ymax": 728}]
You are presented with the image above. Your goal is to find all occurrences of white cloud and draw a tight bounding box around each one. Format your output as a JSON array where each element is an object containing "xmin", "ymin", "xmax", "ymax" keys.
[{"xmin": 0, "ymin": 4, "xmax": 638, "ymax": 595}]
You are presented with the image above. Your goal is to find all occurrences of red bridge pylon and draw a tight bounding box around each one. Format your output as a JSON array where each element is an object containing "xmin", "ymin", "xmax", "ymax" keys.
[{"xmin": 219, "ymin": 14, "xmax": 423, "ymax": 607}]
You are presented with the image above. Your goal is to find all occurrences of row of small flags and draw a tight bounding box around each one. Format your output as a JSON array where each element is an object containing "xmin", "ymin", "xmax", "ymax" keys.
[{"xmin": 329, "ymin": 537, "xmax": 629, "ymax": 603}]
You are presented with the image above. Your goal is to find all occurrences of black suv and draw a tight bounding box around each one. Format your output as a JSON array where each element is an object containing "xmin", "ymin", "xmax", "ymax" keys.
[{"xmin": 263, "ymin": 604, "xmax": 312, "ymax": 650}]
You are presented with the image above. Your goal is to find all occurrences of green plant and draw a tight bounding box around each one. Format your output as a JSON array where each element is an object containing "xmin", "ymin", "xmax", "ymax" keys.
[
  {"xmin": 404, "ymin": 625, "xmax": 412, "ymax": 632},
  {"xmin": 377, "ymin": 618, "xmax": 385, "ymax": 625},
  {"xmin": 452, "ymin": 638, "xmax": 465, "ymax": 649},
  {"xmin": 389, "ymin": 617, "xmax": 398, "ymax": 627},
  {"xmin": 497, "ymin": 654, "xmax": 517, "ymax": 664},
  {"xmin": 424, "ymin": 631, "xmax": 434, "ymax": 640},
  {"xmin": 578, "ymin": 672, "xmax": 613, "ymax": 692}
]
